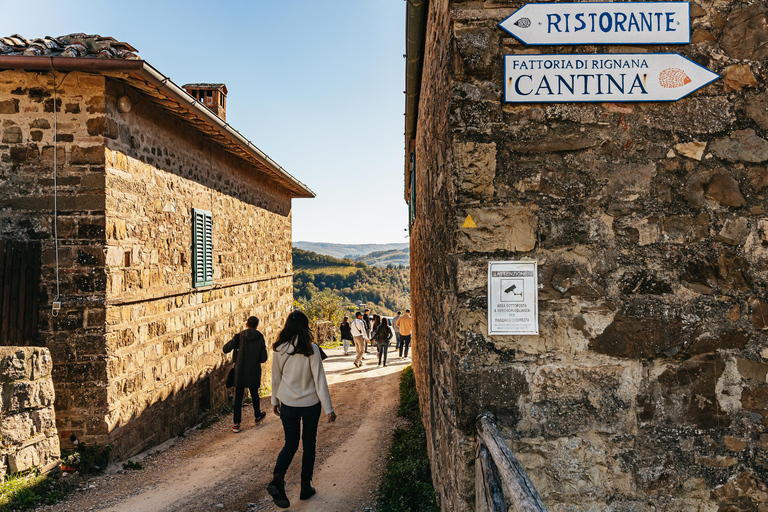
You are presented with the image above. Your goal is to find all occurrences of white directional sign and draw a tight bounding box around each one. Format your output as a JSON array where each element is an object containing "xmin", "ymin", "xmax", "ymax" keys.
[
  {"xmin": 500, "ymin": 2, "xmax": 690, "ymax": 45},
  {"xmin": 488, "ymin": 261, "xmax": 538, "ymax": 336},
  {"xmin": 504, "ymin": 53, "xmax": 718, "ymax": 103}
]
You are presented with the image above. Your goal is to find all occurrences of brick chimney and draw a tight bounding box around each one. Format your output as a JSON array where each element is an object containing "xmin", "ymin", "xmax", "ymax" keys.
[{"xmin": 182, "ymin": 83, "xmax": 227, "ymax": 120}]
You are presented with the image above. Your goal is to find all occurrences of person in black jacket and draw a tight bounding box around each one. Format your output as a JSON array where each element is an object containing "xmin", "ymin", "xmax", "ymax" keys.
[
  {"xmin": 223, "ymin": 316, "xmax": 268, "ymax": 433},
  {"xmin": 362, "ymin": 309, "xmax": 372, "ymax": 352},
  {"xmin": 339, "ymin": 316, "xmax": 353, "ymax": 356},
  {"xmin": 374, "ymin": 317, "xmax": 393, "ymax": 367}
]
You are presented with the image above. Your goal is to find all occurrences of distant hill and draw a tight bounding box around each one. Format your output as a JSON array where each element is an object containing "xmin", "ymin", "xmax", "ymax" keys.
[
  {"xmin": 359, "ymin": 248, "xmax": 410, "ymax": 267},
  {"xmin": 292, "ymin": 248, "xmax": 366, "ymax": 275},
  {"xmin": 293, "ymin": 248, "xmax": 410, "ymax": 316},
  {"xmin": 293, "ymin": 241, "xmax": 409, "ymax": 260}
]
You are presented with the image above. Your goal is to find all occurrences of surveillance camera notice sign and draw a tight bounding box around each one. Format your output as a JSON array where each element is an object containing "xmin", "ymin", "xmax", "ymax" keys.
[{"xmin": 488, "ymin": 261, "xmax": 538, "ymax": 335}]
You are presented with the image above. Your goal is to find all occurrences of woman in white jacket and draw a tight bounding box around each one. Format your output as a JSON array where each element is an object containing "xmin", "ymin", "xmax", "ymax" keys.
[{"xmin": 267, "ymin": 310, "xmax": 336, "ymax": 509}]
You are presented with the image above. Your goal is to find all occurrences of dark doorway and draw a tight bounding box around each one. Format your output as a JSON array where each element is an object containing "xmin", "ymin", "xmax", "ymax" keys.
[{"xmin": 0, "ymin": 240, "xmax": 41, "ymax": 346}]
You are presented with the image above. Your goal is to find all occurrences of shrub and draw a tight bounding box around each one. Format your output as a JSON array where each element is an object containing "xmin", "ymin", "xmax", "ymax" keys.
[
  {"xmin": 377, "ymin": 366, "xmax": 439, "ymax": 512},
  {"xmin": 0, "ymin": 470, "xmax": 74, "ymax": 511},
  {"xmin": 61, "ymin": 443, "xmax": 112, "ymax": 475}
]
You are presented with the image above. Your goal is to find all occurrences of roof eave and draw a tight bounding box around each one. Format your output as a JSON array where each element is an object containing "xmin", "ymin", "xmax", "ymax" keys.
[
  {"xmin": 404, "ymin": 0, "xmax": 428, "ymax": 203},
  {"xmin": 0, "ymin": 55, "xmax": 315, "ymax": 199},
  {"xmin": 136, "ymin": 62, "xmax": 315, "ymax": 199}
]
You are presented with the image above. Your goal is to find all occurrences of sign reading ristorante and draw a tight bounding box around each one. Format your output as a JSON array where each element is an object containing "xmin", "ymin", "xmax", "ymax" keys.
[
  {"xmin": 504, "ymin": 53, "xmax": 719, "ymax": 103},
  {"xmin": 499, "ymin": 2, "xmax": 690, "ymax": 45}
]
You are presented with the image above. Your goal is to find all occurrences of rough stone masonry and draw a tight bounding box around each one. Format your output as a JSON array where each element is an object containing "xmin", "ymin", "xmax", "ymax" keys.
[
  {"xmin": 0, "ymin": 347, "xmax": 60, "ymax": 480},
  {"xmin": 407, "ymin": 0, "xmax": 768, "ymax": 510},
  {"xmin": 0, "ymin": 67, "xmax": 296, "ymax": 458}
]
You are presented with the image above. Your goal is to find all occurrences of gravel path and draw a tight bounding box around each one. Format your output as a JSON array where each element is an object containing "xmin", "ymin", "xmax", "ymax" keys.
[{"xmin": 38, "ymin": 346, "xmax": 407, "ymax": 512}]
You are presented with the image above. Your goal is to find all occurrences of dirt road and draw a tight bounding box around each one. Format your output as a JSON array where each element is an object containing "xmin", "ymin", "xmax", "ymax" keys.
[{"xmin": 41, "ymin": 346, "xmax": 407, "ymax": 512}]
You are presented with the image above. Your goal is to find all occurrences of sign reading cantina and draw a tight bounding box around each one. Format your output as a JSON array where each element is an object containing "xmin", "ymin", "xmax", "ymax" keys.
[{"xmin": 504, "ymin": 53, "xmax": 719, "ymax": 103}]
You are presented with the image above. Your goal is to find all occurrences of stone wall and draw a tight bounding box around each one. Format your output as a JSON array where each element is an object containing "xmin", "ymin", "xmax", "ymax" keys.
[
  {"xmin": 0, "ymin": 347, "xmax": 60, "ymax": 480},
  {"xmin": 410, "ymin": 0, "xmax": 472, "ymax": 508},
  {"xmin": 411, "ymin": 1, "xmax": 768, "ymax": 510},
  {"xmin": 315, "ymin": 321, "xmax": 335, "ymax": 344},
  {"xmin": 0, "ymin": 69, "xmax": 109, "ymax": 455},
  {"xmin": 0, "ymin": 70, "xmax": 295, "ymax": 458},
  {"xmin": 96, "ymin": 79, "xmax": 293, "ymax": 457}
]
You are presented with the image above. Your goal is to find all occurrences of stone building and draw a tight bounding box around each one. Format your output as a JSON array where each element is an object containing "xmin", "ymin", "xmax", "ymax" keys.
[
  {"xmin": 405, "ymin": 1, "xmax": 768, "ymax": 510},
  {"xmin": 0, "ymin": 34, "xmax": 313, "ymax": 457}
]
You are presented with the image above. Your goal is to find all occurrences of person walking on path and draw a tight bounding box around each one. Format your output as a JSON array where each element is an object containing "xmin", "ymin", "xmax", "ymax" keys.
[
  {"xmin": 392, "ymin": 311, "xmax": 403, "ymax": 353},
  {"xmin": 223, "ymin": 316, "xmax": 268, "ymax": 433},
  {"xmin": 350, "ymin": 311, "xmax": 368, "ymax": 368},
  {"xmin": 362, "ymin": 309, "xmax": 372, "ymax": 352},
  {"xmin": 268, "ymin": 310, "xmax": 337, "ymax": 509},
  {"xmin": 398, "ymin": 309, "xmax": 413, "ymax": 359},
  {"xmin": 339, "ymin": 316, "xmax": 353, "ymax": 356},
  {"xmin": 374, "ymin": 317, "xmax": 393, "ymax": 367},
  {"xmin": 371, "ymin": 314, "xmax": 381, "ymax": 350}
]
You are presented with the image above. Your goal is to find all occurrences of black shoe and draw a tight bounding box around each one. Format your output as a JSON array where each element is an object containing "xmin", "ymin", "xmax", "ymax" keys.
[
  {"xmin": 267, "ymin": 473, "xmax": 290, "ymax": 509},
  {"xmin": 255, "ymin": 411, "xmax": 266, "ymax": 424},
  {"xmin": 300, "ymin": 479, "xmax": 316, "ymax": 500}
]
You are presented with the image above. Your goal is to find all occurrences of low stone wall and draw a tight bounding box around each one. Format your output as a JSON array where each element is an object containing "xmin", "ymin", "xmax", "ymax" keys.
[
  {"xmin": 315, "ymin": 321, "xmax": 336, "ymax": 344},
  {"xmin": 0, "ymin": 347, "xmax": 60, "ymax": 480}
]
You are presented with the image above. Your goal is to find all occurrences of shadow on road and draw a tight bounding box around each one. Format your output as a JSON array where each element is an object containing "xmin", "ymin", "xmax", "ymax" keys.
[{"xmin": 325, "ymin": 358, "xmax": 411, "ymax": 376}]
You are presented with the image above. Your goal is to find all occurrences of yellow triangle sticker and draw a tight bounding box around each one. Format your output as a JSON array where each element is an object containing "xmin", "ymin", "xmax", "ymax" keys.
[{"xmin": 462, "ymin": 214, "xmax": 477, "ymax": 228}]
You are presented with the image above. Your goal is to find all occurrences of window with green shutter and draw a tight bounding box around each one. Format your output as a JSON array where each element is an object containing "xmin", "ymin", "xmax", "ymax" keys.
[{"xmin": 192, "ymin": 208, "xmax": 213, "ymax": 287}]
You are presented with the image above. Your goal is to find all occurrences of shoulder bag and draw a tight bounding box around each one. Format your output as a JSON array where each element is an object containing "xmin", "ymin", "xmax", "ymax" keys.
[{"xmin": 225, "ymin": 333, "xmax": 240, "ymax": 388}]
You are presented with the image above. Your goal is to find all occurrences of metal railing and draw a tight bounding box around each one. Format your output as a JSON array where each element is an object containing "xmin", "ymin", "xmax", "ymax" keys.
[{"xmin": 476, "ymin": 413, "xmax": 549, "ymax": 512}]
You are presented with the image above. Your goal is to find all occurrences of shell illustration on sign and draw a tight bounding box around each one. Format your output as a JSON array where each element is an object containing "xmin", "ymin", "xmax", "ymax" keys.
[
  {"xmin": 659, "ymin": 68, "xmax": 692, "ymax": 88},
  {"xmin": 514, "ymin": 17, "xmax": 531, "ymax": 28}
]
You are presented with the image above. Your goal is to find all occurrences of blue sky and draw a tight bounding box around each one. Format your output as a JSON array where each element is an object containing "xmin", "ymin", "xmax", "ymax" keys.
[{"xmin": 0, "ymin": 0, "xmax": 409, "ymax": 244}]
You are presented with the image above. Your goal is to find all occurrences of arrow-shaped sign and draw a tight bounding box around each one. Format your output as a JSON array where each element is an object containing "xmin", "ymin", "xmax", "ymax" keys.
[
  {"xmin": 500, "ymin": 2, "xmax": 690, "ymax": 45},
  {"xmin": 504, "ymin": 53, "xmax": 719, "ymax": 103}
]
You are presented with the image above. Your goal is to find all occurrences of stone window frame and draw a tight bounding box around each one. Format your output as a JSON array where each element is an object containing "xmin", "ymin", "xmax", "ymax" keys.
[{"xmin": 192, "ymin": 208, "xmax": 213, "ymax": 288}]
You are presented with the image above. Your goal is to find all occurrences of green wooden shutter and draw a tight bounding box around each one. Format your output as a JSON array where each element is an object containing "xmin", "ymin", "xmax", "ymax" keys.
[
  {"xmin": 204, "ymin": 213, "xmax": 213, "ymax": 285},
  {"xmin": 192, "ymin": 208, "xmax": 213, "ymax": 287}
]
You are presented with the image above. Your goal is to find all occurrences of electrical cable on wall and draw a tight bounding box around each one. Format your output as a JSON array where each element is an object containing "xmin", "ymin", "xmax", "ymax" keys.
[{"xmin": 51, "ymin": 73, "xmax": 63, "ymax": 317}]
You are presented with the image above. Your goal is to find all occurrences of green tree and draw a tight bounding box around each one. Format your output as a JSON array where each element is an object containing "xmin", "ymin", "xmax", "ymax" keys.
[{"xmin": 295, "ymin": 289, "xmax": 348, "ymax": 327}]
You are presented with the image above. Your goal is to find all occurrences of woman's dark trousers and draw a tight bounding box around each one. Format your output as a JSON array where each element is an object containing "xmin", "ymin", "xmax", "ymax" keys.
[
  {"xmin": 400, "ymin": 335, "xmax": 412, "ymax": 357},
  {"xmin": 377, "ymin": 342, "xmax": 390, "ymax": 365},
  {"xmin": 275, "ymin": 402, "xmax": 322, "ymax": 481},
  {"xmin": 234, "ymin": 386, "xmax": 260, "ymax": 424}
]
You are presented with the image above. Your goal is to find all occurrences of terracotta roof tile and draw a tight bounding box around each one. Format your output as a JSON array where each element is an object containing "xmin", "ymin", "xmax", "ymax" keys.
[{"xmin": 0, "ymin": 34, "xmax": 140, "ymax": 59}]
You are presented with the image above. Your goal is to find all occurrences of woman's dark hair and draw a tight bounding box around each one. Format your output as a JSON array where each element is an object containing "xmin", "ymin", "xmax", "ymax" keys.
[
  {"xmin": 273, "ymin": 310, "xmax": 314, "ymax": 356},
  {"xmin": 342, "ymin": 316, "xmax": 348, "ymax": 324}
]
